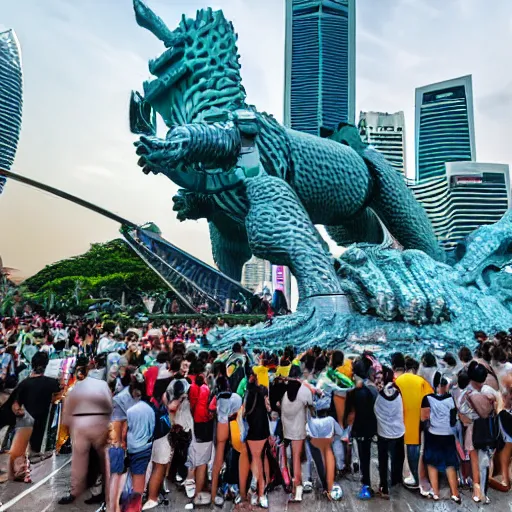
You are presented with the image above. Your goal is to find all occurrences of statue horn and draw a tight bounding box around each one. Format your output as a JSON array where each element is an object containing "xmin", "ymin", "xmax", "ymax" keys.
[{"xmin": 133, "ymin": 0, "xmax": 182, "ymax": 47}]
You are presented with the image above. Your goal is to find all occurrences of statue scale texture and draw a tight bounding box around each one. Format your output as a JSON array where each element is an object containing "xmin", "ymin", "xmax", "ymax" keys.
[{"xmin": 131, "ymin": 0, "xmax": 512, "ymax": 355}]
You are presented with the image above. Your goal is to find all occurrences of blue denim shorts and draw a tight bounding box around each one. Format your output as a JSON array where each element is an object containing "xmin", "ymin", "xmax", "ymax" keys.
[
  {"xmin": 109, "ymin": 446, "xmax": 125, "ymax": 474},
  {"xmin": 128, "ymin": 446, "xmax": 152, "ymax": 475}
]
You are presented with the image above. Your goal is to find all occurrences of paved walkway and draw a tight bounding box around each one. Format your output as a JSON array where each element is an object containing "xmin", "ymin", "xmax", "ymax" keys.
[{"xmin": 0, "ymin": 453, "xmax": 511, "ymax": 511}]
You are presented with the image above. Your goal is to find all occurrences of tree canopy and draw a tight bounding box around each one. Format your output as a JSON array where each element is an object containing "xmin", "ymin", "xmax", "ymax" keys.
[{"xmin": 24, "ymin": 239, "xmax": 167, "ymax": 311}]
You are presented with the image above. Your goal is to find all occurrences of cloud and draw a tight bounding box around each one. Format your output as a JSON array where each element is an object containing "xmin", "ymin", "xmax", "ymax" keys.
[
  {"xmin": 478, "ymin": 83, "xmax": 512, "ymax": 116},
  {"xmin": 2, "ymin": 0, "xmax": 512, "ymax": 280},
  {"xmin": 401, "ymin": 0, "xmax": 442, "ymax": 18},
  {"xmin": 77, "ymin": 165, "xmax": 115, "ymax": 180}
]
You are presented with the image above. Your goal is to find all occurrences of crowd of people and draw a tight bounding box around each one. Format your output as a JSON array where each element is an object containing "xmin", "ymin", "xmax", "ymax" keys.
[{"xmin": 1, "ymin": 315, "xmax": 512, "ymax": 511}]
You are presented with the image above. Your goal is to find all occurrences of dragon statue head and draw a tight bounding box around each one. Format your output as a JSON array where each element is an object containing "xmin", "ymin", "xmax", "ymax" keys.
[{"xmin": 131, "ymin": 0, "xmax": 246, "ymax": 132}]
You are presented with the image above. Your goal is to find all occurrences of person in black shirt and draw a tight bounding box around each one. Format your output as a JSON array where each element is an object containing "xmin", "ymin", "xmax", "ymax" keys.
[
  {"xmin": 9, "ymin": 352, "xmax": 61, "ymax": 481},
  {"xmin": 344, "ymin": 357, "xmax": 378, "ymax": 500}
]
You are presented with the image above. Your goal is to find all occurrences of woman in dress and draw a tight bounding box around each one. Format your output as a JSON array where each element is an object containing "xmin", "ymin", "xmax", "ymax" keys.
[{"xmin": 420, "ymin": 373, "xmax": 461, "ymax": 503}]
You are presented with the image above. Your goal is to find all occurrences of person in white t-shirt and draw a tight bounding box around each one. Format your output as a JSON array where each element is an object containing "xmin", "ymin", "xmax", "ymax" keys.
[
  {"xmin": 280, "ymin": 378, "xmax": 313, "ymax": 502},
  {"xmin": 374, "ymin": 368, "xmax": 405, "ymax": 499}
]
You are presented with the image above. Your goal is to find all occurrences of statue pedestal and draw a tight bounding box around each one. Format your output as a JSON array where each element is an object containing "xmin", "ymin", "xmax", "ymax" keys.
[{"xmin": 300, "ymin": 293, "xmax": 353, "ymax": 317}]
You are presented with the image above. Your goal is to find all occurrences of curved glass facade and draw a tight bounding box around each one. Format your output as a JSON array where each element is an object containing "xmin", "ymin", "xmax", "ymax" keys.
[
  {"xmin": 0, "ymin": 30, "xmax": 23, "ymax": 195},
  {"xmin": 285, "ymin": 0, "xmax": 355, "ymax": 134}
]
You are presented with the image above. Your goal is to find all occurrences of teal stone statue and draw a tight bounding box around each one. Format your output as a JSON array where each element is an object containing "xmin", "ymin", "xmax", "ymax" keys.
[{"xmin": 130, "ymin": 0, "xmax": 512, "ymax": 354}]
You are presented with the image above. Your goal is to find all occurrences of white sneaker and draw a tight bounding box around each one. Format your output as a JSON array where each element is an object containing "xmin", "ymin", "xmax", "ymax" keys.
[
  {"xmin": 303, "ymin": 481, "xmax": 313, "ymax": 493},
  {"xmin": 214, "ymin": 495, "xmax": 224, "ymax": 507},
  {"xmin": 142, "ymin": 499, "xmax": 159, "ymax": 510},
  {"xmin": 250, "ymin": 492, "xmax": 258, "ymax": 506},
  {"xmin": 184, "ymin": 479, "xmax": 196, "ymax": 499},
  {"xmin": 259, "ymin": 495, "xmax": 269, "ymax": 508},
  {"xmin": 193, "ymin": 493, "xmax": 212, "ymax": 506},
  {"xmin": 419, "ymin": 484, "xmax": 432, "ymax": 497},
  {"xmin": 403, "ymin": 476, "xmax": 419, "ymax": 489}
]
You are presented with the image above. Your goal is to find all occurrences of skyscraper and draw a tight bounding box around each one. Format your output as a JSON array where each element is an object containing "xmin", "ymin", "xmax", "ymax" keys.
[
  {"xmin": 284, "ymin": 0, "xmax": 356, "ymax": 135},
  {"xmin": 242, "ymin": 257, "xmax": 273, "ymax": 293},
  {"xmin": 358, "ymin": 111, "xmax": 406, "ymax": 175},
  {"xmin": 415, "ymin": 75, "xmax": 476, "ymax": 181},
  {"xmin": 410, "ymin": 162, "xmax": 510, "ymax": 253}
]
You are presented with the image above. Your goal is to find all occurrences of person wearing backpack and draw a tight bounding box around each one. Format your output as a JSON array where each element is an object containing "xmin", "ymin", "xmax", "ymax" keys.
[
  {"xmin": 185, "ymin": 363, "xmax": 214, "ymax": 506},
  {"xmin": 458, "ymin": 361, "xmax": 498, "ymax": 504},
  {"xmin": 143, "ymin": 359, "xmax": 173, "ymax": 511}
]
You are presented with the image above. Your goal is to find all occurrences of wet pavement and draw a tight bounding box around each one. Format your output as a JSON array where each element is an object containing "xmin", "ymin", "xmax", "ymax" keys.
[{"xmin": 1, "ymin": 453, "xmax": 512, "ymax": 511}]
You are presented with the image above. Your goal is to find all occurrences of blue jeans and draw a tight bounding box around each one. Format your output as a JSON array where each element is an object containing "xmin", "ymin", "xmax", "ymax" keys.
[{"xmin": 407, "ymin": 444, "xmax": 420, "ymax": 485}]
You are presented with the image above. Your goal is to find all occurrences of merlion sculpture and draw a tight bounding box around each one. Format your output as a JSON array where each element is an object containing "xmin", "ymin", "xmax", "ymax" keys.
[{"xmin": 130, "ymin": 0, "xmax": 512, "ymax": 354}]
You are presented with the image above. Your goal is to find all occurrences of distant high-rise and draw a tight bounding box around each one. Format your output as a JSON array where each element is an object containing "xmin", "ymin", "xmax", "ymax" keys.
[
  {"xmin": 415, "ymin": 75, "xmax": 476, "ymax": 181},
  {"xmin": 242, "ymin": 257, "xmax": 272, "ymax": 293},
  {"xmin": 284, "ymin": 0, "xmax": 356, "ymax": 135},
  {"xmin": 359, "ymin": 111, "xmax": 406, "ymax": 175},
  {"xmin": 410, "ymin": 162, "xmax": 510, "ymax": 253}
]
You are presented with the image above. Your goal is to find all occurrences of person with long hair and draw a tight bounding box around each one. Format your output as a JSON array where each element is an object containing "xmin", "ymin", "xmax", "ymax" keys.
[
  {"xmin": 458, "ymin": 361, "xmax": 498, "ymax": 503},
  {"xmin": 185, "ymin": 366, "xmax": 214, "ymax": 507},
  {"xmin": 209, "ymin": 375, "xmax": 242, "ymax": 506},
  {"xmin": 374, "ymin": 366, "xmax": 405, "ymax": 499},
  {"xmin": 244, "ymin": 372, "xmax": 271, "ymax": 508},
  {"xmin": 306, "ymin": 399, "xmax": 343, "ymax": 500},
  {"xmin": 280, "ymin": 374, "xmax": 313, "ymax": 502},
  {"xmin": 494, "ymin": 373, "xmax": 512, "ymax": 490},
  {"xmin": 420, "ymin": 373, "xmax": 461, "ymax": 503}
]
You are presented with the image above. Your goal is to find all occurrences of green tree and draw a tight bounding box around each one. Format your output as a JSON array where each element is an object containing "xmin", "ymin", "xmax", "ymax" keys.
[{"xmin": 24, "ymin": 239, "xmax": 166, "ymax": 313}]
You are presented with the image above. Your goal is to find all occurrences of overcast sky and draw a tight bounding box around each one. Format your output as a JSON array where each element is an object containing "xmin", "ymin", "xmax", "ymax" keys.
[{"xmin": 1, "ymin": 0, "xmax": 512, "ymax": 280}]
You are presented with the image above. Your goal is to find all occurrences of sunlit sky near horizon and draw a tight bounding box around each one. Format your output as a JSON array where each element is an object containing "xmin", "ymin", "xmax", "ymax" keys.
[{"xmin": 1, "ymin": 0, "xmax": 512, "ymax": 282}]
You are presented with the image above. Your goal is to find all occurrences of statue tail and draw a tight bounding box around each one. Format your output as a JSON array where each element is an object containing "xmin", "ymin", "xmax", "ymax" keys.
[{"xmin": 363, "ymin": 148, "xmax": 445, "ymax": 262}]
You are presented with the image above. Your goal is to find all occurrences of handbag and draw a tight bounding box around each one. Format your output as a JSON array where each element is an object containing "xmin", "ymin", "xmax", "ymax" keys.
[
  {"xmin": 472, "ymin": 414, "xmax": 500, "ymax": 450},
  {"xmin": 467, "ymin": 393, "xmax": 500, "ymax": 450}
]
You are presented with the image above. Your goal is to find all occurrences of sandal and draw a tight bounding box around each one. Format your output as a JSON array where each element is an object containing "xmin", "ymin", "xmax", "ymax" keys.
[
  {"xmin": 473, "ymin": 482, "xmax": 482, "ymax": 503},
  {"xmin": 451, "ymin": 495, "xmax": 462, "ymax": 505},
  {"xmin": 377, "ymin": 488, "xmax": 390, "ymax": 500}
]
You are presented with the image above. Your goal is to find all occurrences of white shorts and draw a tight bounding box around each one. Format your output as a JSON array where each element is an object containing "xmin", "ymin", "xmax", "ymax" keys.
[
  {"xmin": 186, "ymin": 439, "xmax": 213, "ymax": 469},
  {"xmin": 151, "ymin": 435, "xmax": 173, "ymax": 465}
]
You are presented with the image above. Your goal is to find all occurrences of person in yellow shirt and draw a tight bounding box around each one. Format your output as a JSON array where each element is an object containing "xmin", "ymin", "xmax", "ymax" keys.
[
  {"xmin": 393, "ymin": 353, "xmax": 433, "ymax": 490},
  {"xmin": 274, "ymin": 357, "xmax": 292, "ymax": 378},
  {"xmin": 337, "ymin": 358, "xmax": 353, "ymax": 381},
  {"xmin": 253, "ymin": 354, "xmax": 269, "ymax": 389}
]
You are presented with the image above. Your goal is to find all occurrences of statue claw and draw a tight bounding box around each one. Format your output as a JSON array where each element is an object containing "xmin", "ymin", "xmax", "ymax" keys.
[{"xmin": 338, "ymin": 245, "xmax": 452, "ymax": 325}]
